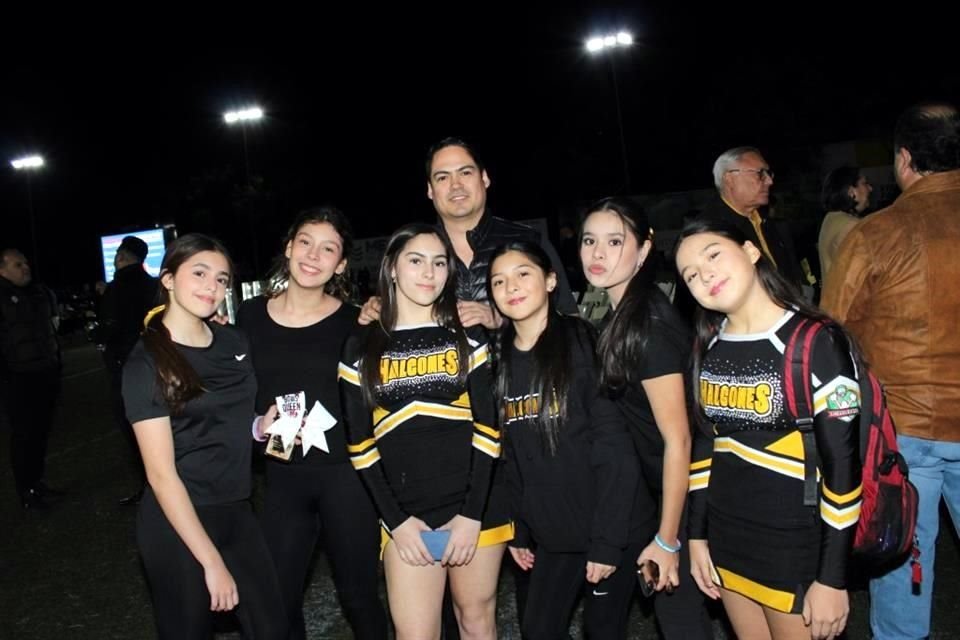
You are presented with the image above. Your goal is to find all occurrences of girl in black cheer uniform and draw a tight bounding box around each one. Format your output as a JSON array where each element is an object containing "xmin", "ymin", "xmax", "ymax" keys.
[
  {"xmin": 340, "ymin": 224, "xmax": 510, "ymax": 640},
  {"xmin": 676, "ymin": 220, "xmax": 861, "ymax": 640},
  {"xmin": 239, "ymin": 207, "xmax": 386, "ymax": 640},
  {"xmin": 123, "ymin": 234, "xmax": 285, "ymax": 640}
]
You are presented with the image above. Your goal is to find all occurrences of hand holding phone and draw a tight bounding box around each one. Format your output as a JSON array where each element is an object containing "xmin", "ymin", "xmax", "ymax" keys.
[{"xmin": 637, "ymin": 560, "xmax": 659, "ymax": 597}]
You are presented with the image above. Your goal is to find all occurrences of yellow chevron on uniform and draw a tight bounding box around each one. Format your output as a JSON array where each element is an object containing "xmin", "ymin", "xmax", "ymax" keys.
[
  {"xmin": 689, "ymin": 457, "xmax": 711, "ymax": 492},
  {"xmin": 373, "ymin": 401, "xmax": 472, "ymax": 440},
  {"xmin": 714, "ymin": 437, "xmax": 805, "ymax": 481}
]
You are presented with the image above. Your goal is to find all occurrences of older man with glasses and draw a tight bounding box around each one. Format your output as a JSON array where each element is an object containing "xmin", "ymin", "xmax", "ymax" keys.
[{"xmin": 700, "ymin": 146, "xmax": 804, "ymax": 288}]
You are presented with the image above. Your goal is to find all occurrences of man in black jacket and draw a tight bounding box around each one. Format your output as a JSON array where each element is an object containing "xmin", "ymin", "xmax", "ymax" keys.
[
  {"xmin": 0, "ymin": 248, "xmax": 62, "ymax": 509},
  {"xmin": 361, "ymin": 138, "xmax": 577, "ymax": 327},
  {"xmin": 427, "ymin": 138, "xmax": 577, "ymax": 324},
  {"xmin": 95, "ymin": 236, "xmax": 157, "ymax": 505}
]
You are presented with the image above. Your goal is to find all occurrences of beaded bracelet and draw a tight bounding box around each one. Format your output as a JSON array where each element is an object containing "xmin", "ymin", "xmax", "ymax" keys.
[{"xmin": 654, "ymin": 533, "xmax": 681, "ymax": 553}]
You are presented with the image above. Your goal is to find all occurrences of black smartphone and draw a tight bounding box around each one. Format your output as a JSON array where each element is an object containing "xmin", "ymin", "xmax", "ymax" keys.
[{"xmin": 637, "ymin": 561, "xmax": 659, "ymax": 598}]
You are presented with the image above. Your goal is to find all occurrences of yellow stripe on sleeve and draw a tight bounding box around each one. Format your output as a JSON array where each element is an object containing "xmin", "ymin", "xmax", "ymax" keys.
[
  {"xmin": 337, "ymin": 362, "xmax": 360, "ymax": 386},
  {"xmin": 468, "ymin": 344, "xmax": 489, "ymax": 372},
  {"xmin": 474, "ymin": 422, "xmax": 500, "ymax": 440},
  {"xmin": 821, "ymin": 483, "xmax": 863, "ymax": 506},
  {"xmin": 690, "ymin": 458, "xmax": 712, "ymax": 471},
  {"xmin": 347, "ymin": 438, "xmax": 376, "ymax": 454},
  {"xmin": 350, "ymin": 448, "xmax": 381, "ymax": 470},
  {"xmin": 472, "ymin": 434, "xmax": 501, "ymax": 458}
]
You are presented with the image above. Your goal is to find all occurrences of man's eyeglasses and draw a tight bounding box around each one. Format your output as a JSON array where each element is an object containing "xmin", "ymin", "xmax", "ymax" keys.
[{"xmin": 726, "ymin": 168, "xmax": 774, "ymax": 181}]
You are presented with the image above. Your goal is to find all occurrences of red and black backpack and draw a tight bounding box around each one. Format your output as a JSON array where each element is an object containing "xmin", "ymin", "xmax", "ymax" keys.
[{"xmin": 783, "ymin": 318, "xmax": 919, "ymax": 575}]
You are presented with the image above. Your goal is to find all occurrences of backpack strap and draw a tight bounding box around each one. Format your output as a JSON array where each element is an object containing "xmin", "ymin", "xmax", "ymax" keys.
[{"xmin": 784, "ymin": 318, "xmax": 825, "ymax": 507}]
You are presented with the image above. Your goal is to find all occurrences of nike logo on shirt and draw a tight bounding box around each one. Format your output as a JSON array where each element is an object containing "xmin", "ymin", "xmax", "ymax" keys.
[{"xmin": 235, "ymin": 354, "xmax": 247, "ymax": 361}]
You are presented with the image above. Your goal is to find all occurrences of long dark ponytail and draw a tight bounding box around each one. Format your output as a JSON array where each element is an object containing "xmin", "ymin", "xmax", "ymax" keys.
[
  {"xmin": 358, "ymin": 224, "xmax": 468, "ymax": 409},
  {"xmin": 488, "ymin": 241, "xmax": 596, "ymax": 455},
  {"xmin": 142, "ymin": 233, "xmax": 234, "ymax": 415}
]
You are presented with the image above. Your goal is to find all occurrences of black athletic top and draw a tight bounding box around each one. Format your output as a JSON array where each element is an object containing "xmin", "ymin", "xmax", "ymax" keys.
[
  {"xmin": 237, "ymin": 296, "xmax": 358, "ymax": 466},
  {"xmin": 123, "ymin": 323, "xmax": 257, "ymax": 505}
]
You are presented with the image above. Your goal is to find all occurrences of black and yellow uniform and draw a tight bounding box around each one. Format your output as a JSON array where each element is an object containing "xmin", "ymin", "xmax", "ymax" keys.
[
  {"xmin": 688, "ymin": 310, "xmax": 862, "ymax": 613},
  {"xmin": 339, "ymin": 323, "xmax": 511, "ymax": 545}
]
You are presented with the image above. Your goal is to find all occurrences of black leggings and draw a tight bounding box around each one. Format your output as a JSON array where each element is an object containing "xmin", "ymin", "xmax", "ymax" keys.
[
  {"xmin": 137, "ymin": 493, "xmax": 287, "ymax": 640},
  {"xmin": 105, "ymin": 355, "xmax": 144, "ymax": 485},
  {"xmin": 521, "ymin": 540, "xmax": 645, "ymax": 640},
  {"xmin": 4, "ymin": 368, "xmax": 59, "ymax": 496},
  {"xmin": 261, "ymin": 459, "xmax": 386, "ymax": 640},
  {"xmin": 652, "ymin": 528, "xmax": 713, "ymax": 640}
]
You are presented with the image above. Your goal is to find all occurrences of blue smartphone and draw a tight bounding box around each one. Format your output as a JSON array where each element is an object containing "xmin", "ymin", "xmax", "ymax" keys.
[{"xmin": 420, "ymin": 530, "xmax": 451, "ymax": 561}]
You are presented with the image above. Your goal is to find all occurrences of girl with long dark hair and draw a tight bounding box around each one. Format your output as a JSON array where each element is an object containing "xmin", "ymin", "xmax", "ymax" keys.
[
  {"xmin": 237, "ymin": 206, "xmax": 386, "ymax": 640},
  {"xmin": 675, "ymin": 219, "xmax": 861, "ymax": 640},
  {"xmin": 488, "ymin": 240, "xmax": 652, "ymax": 639},
  {"xmin": 122, "ymin": 234, "xmax": 286, "ymax": 639},
  {"xmin": 580, "ymin": 197, "xmax": 712, "ymax": 639},
  {"xmin": 339, "ymin": 223, "xmax": 510, "ymax": 640}
]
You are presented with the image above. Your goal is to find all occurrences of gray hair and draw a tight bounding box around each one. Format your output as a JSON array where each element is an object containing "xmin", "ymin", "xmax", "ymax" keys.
[{"xmin": 712, "ymin": 146, "xmax": 762, "ymax": 190}]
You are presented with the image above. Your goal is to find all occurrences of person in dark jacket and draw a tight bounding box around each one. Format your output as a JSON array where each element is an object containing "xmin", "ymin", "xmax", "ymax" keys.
[
  {"xmin": 674, "ymin": 147, "xmax": 805, "ymax": 325},
  {"xmin": 96, "ymin": 235, "xmax": 158, "ymax": 505},
  {"xmin": 701, "ymin": 146, "xmax": 803, "ymax": 288},
  {"xmin": 489, "ymin": 240, "xmax": 654, "ymax": 639},
  {"xmin": 360, "ymin": 138, "xmax": 577, "ymax": 328},
  {"xmin": 0, "ymin": 248, "xmax": 63, "ymax": 509}
]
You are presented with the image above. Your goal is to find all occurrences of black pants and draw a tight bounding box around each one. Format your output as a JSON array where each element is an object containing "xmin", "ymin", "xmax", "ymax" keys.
[
  {"xmin": 3, "ymin": 368, "xmax": 60, "ymax": 496},
  {"xmin": 105, "ymin": 354, "xmax": 144, "ymax": 485},
  {"xmin": 521, "ymin": 540, "xmax": 644, "ymax": 640},
  {"xmin": 652, "ymin": 528, "xmax": 713, "ymax": 640},
  {"xmin": 137, "ymin": 493, "xmax": 288, "ymax": 640},
  {"xmin": 261, "ymin": 459, "xmax": 387, "ymax": 640},
  {"xmin": 637, "ymin": 503, "xmax": 713, "ymax": 640}
]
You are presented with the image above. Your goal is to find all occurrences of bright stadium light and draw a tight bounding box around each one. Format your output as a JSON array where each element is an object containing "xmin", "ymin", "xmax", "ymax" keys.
[
  {"xmin": 11, "ymin": 155, "xmax": 44, "ymax": 170},
  {"xmin": 223, "ymin": 106, "xmax": 264, "ymax": 124}
]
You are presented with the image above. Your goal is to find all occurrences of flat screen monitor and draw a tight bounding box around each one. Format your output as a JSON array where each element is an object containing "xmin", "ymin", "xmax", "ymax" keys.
[{"xmin": 100, "ymin": 228, "xmax": 166, "ymax": 282}]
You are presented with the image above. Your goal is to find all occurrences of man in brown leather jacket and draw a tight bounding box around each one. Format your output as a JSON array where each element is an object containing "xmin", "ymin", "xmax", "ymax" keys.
[{"xmin": 821, "ymin": 102, "xmax": 960, "ymax": 640}]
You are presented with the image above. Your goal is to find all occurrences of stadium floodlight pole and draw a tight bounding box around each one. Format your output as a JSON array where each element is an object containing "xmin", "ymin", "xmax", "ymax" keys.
[
  {"xmin": 223, "ymin": 106, "xmax": 265, "ymax": 275},
  {"xmin": 10, "ymin": 154, "xmax": 46, "ymax": 279},
  {"xmin": 585, "ymin": 31, "xmax": 633, "ymax": 191},
  {"xmin": 223, "ymin": 106, "xmax": 264, "ymax": 186}
]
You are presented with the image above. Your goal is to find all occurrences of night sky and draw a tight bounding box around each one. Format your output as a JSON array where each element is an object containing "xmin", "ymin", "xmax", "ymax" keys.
[{"xmin": 3, "ymin": 7, "xmax": 958, "ymax": 287}]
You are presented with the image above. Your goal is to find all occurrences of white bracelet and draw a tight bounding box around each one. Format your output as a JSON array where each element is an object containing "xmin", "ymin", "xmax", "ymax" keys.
[{"xmin": 654, "ymin": 533, "xmax": 681, "ymax": 553}]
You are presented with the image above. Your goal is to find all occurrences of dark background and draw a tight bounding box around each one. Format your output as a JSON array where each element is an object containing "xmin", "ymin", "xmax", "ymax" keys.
[{"xmin": 2, "ymin": 6, "xmax": 957, "ymax": 285}]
